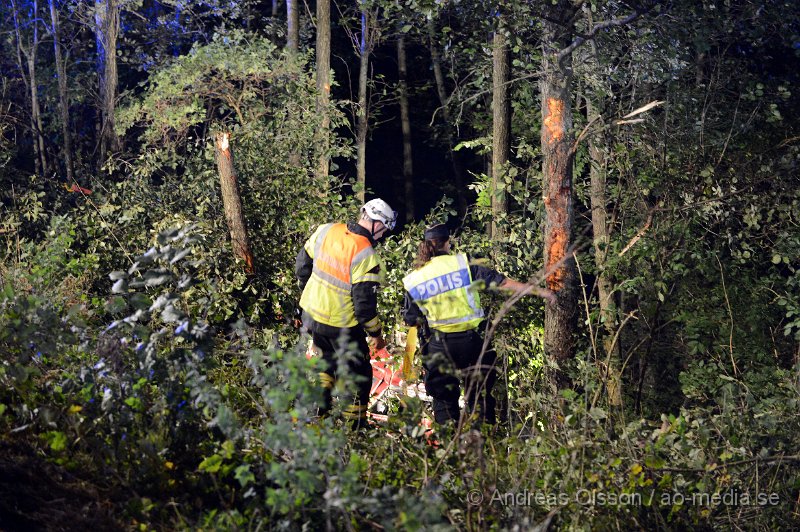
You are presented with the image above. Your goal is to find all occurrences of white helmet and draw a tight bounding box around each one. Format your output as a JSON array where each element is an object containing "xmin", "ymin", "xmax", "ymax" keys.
[{"xmin": 361, "ymin": 198, "xmax": 398, "ymax": 231}]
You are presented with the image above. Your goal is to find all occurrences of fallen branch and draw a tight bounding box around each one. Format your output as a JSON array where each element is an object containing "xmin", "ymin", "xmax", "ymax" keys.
[{"xmin": 618, "ymin": 210, "xmax": 654, "ymax": 257}]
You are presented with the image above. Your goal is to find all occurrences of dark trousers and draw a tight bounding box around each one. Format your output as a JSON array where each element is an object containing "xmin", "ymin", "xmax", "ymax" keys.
[
  {"xmin": 312, "ymin": 329, "xmax": 372, "ymax": 426},
  {"xmin": 423, "ymin": 328, "xmax": 497, "ymax": 425}
]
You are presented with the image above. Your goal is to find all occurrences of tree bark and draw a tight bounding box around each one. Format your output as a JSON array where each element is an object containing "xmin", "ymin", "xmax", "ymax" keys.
[
  {"xmin": 11, "ymin": 0, "xmax": 47, "ymax": 176},
  {"xmin": 286, "ymin": 0, "xmax": 299, "ymax": 54},
  {"xmin": 586, "ymin": 96, "xmax": 621, "ymax": 405},
  {"xmin": 96, "ymin": 0, "xmax": 121, "ymax": 162},
  {"xmin": 427, "ymin": 18, "xmax": 467, "ymax": 215},
  {"xmin": 397, "ymin": 32, "xmax": 414, "ymax": 222},
  {"xmin": 315, "ymin": 0, "xmax": 331, "ymax": 185},
  {"xmin": 491, "ymin": 21, "xmax": 510, "ymax": 240},
  {"xmin": 214, "ymin": 132, "xmax": 256, "ymax": 275},
  {"xmin": 49, "ymin": 0, "xmax": 74, "ymax": 184},
  {"xmin": 583, "ymin": 31, "xmax": 622, "ymax": 406},
  {"xmin": 355, "ymin": 3, "xmax": 370, "ymax": 203},
  {"xmin": 541, "ymin": 12, "xmax": 578, "ymax": 372}
]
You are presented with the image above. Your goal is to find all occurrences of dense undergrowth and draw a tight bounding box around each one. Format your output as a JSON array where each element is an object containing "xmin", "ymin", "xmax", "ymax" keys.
[{"xmin": 2, "ymin": 206, "xmax": 798, "ymax": 530}]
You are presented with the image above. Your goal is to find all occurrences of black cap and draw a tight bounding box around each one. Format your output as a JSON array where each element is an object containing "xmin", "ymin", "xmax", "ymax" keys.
[{"xmin": 424, "ymin": 223, "xmax": 450, "ymax": 241}]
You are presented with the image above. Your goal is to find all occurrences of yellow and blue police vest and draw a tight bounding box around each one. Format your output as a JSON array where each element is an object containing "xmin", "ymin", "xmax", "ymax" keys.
[
  {"xmin": 299, "ymin": 223, "xmax": 384, "ymax": 332},
  {"xmin": 402, "ymin": 253, "xmax": 484, "ymax": 333}
]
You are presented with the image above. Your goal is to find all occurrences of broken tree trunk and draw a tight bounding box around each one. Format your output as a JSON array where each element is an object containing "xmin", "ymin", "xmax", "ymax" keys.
[{"xmin": 214, "ymin": 132, "xmax": 255, "ymax": 275}]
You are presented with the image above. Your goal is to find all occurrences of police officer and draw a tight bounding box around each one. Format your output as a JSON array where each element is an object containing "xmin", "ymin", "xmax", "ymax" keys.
[
  {"xmin": 296, "ymin": 199, "xmax": 397, "ymax": 427},
  {"xmin": 402, "ymin": 223, "xmax": 535, "ymax": 425}
]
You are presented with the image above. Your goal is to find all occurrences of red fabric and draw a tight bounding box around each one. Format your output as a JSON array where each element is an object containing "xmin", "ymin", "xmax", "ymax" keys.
[{"xmin": 369, "ymin": 347, "xmax": 403, "ymax": 397}]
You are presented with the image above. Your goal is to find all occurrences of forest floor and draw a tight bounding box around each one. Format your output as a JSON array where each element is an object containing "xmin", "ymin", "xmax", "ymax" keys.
[{"xmin": 0, "ymin": 438, "xmax": 122, "ymax": 531}]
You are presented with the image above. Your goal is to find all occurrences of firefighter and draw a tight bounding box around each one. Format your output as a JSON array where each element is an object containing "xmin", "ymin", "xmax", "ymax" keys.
[
  {"xmin": 402, "ymin": 223, "xmax": 539, "ymax": 425},
  {"xmin": 295, "ymin": 198, "xmax": 397, "ymax": 428}
]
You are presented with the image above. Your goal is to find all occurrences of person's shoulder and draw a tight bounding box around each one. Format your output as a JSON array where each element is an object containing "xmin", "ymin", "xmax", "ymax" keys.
[{"xmin": 468, "ymin": 256, "xmax": 491, "ymax": 268}]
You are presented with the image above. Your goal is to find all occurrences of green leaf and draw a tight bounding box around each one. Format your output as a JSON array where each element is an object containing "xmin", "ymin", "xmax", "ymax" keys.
[
  {"xmin": 199, "ymin": 454, "xmax": 223, "ymax": 474},
  {"xmin": 234, "ymin": 464, "xmax": 255, "ymax": 487},
  {"xmin": 45, "ymin": 431, "xmax": 68, "ymax": 452},
  {"xmin": 125, "ymin": 396, "xmax": 143, "ymax": 410},
  {"xmin": 644, "ymin": 455, "xmax": 665, "ymax": 468}
]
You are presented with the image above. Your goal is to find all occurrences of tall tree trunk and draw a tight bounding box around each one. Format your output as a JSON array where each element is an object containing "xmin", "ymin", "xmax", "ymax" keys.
[
  {"xmin": 397, "ymin": 32, "xmax": 414, "ymax": 222},
  {"xmin": 541, "ymin": 12, "xmax": 578, "ymax": 376},
  {"xmin": 214, "ymin": 132, "xmax": 256, "ymax": 275},
  {"xmin": 491, "ymin": 21, "xmax": 510, "ymax": 240},
  {"xmin": 12, "ymin": 0, "xmax": 47, "ymax": 176},
  {"xmin": 272, "ymin": 0, "xmax": 279, "ymax": 18},
  {"xmin": 582, "ymin": 29, "xmax": 622, "ymax": 406},
  {"xmin": 315, "ymin": 0, "xmax": 331, "ymax": 185},
  {"xmin": 427, "ymin": 19, "xmax": 466, "ymax": 215},
  {"xmin": 96, "ymin": 0, "xmax": 120, "ymax": 162},
  {"xmin": 286, "ymin": 0, "xmax": 299, "ymax": 54},
  {"xmin": 586, "ymin": 96, "xmax": 621, "ymax": 405},
  {"xmin": 355, "ymin": 3, "xmax": 369, "ymax": 203},
  {"xmin": 49, "ymin": 0, "xmax": 74, "ymax": 184}
]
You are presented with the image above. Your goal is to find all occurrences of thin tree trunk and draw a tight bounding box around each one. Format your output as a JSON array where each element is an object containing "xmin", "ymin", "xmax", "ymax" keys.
[
  {"xmin": 12, "ymin": 0, "xmax": 47, "ymax": 176},
  {"xmin": 285, "ymin": 0, "xmax": 301, "ymax": 168},
  {"xmin": 315, "ymin": 0, "xmax": 331, "ymax": 184},
  {"xmin": 28, "ymin": 60, "xmax": 46, "ymax": 177},
  {"xmin": 491, "ymin": 21, "xmax": 510, "ymax": 240},
  {"xmin": 397, "ymin": 32, "xmax": 414, "ymax": 222},
  {"xmin": 286, "ymin": 0, "xmax": 299, "ymax": 54},
  {"xmin": 582, "ymin": 29, "xmax": 622, "ymax": 406},
  {"xmin": 586, "ymin": 96, "xmax": 621, "ymax": 405},
  {"xmin": 10, "ymin": 1, "xmax": 32, "ymax": 175},
  {"xmin": 541, "ymin": 13, "xmax": 578, "ymax": 376},
  {"xmin": 215, "ymin": 132, "xmax": 256, "ymax": 275},
  {"xmin": 272, "ymin": 0, "xmax": 279, "ymax": 17},
  {"xmin": 355, "ymin": 3, "xmax": 369, "ymax": 203},
  {"xmin": 49, "ymin": 0, "xmax": 74, "ymax": 184},
  {"xmin": 96, "ymin": 0, "xmax": 120, "ymax": 162},
  {"xmin": 427, "ymin": 19, "xmax": 466, "ymax": 215}
]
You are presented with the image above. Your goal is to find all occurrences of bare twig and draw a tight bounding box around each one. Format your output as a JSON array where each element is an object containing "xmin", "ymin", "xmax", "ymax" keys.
[
  {"xmin": 618, "ymin": 209, "xmax": 654, "ymax": 257},
  {"xmin": 715, "ymin": 254, "xmax": 739, "ymax": 377}
]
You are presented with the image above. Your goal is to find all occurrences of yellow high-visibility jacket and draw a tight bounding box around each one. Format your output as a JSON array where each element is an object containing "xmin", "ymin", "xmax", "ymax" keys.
[
  {"xmin": 299, "ymin": 223, "xmax": 383, "ymax": 334},
  {"xmin": 402, "ymin": 253, "xmax": 484, "ymax": 333}
]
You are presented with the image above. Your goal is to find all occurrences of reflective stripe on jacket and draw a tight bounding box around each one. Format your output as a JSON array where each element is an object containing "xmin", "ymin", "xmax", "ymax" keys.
[
  {"xmin": 299, "ymin": 223, "xmax": 383, "ymax": 330},
  {"xmin": 402, "ymin": 253, "xmax": 484, "ymax": 333}
]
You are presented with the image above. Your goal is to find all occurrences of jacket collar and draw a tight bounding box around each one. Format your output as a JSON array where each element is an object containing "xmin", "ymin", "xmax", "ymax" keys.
[{"xmin": 347, "ymin": 221, "xmax": 376, "ymax": 245}]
